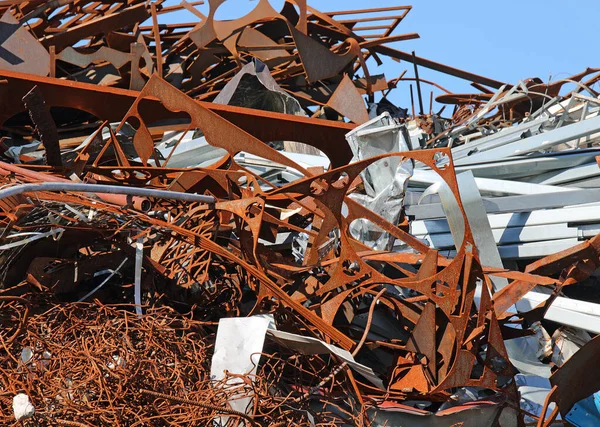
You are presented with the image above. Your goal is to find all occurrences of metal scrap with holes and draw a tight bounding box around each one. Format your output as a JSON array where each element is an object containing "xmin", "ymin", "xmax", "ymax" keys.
[{"xmin": 0, "ymin": 2, "xmax": 598, "ymax": 427}]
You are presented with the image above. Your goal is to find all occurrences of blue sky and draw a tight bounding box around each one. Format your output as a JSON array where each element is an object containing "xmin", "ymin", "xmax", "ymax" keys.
[{"xmin": 158, "ymin": 0, "xmax": 600, "ymax": 112}]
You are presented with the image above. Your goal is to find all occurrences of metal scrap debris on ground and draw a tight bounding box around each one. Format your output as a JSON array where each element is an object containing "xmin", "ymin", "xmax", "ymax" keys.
[{"xmin": 0, "ymin": 1, "xmax": 599, "ymax": 426}]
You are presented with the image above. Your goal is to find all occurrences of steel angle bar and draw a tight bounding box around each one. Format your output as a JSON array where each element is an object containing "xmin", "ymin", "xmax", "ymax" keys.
[
  {"xmin": 424, "ymin": 171, "xmax": 508, "ymax": 291},
  {"xmin": 450, "ymin": 119, "xmax": 547, "ymax": 161},
  {"xmin": 524, "ymin": 292, "xmax": 600, "ymax": 318},
  {"xmin": 492, "ymin": 239, "xmax": 581, "ymax": 260},
  {"xmin": 436, "ymin": 238, "xmax": 581, "ymax": 260},
  {"xmin": 411, "ymin": 169, "xmax": 576, "ymax": 196},
  {"xmin": 454, "ymin": 114, "xmax": 600, "ymax": 165},
  {"xmin": 416, "ymin": 223, "xmax": 600, "ymax": 249},
  {"xmin": 453, "ymin": 149, "xmax": 600, "ymax": 180},
  {"xmin": 562, "ymin": 176, "xmax": 600, "ymax": 188},
  {"xmin": 526, "ymin": 162, "xmax": 600, "ymax": 186},
  {"xmin": 453, "ymin": 172, "xmax": 508, "ymax": 290},
  {"xmin": 407, "ymin": 188, "xmax": 600, "ymax": 220},
  {"xmin": 411, "ymin": 205, "xmax": 600, "ymax": 235}
]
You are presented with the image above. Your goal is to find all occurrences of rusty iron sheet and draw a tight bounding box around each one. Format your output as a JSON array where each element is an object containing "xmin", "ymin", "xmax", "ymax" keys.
[
  {"xmin": 325, "ymin": 74, "xmax": 370, "ymax": 124},
  {"xmin": 0, "ymin": 10, "xmax": 49, "ymax": 76},
  {"xmin": 21, "ymin": 85, "xmax": 62, "ymax": 167}
]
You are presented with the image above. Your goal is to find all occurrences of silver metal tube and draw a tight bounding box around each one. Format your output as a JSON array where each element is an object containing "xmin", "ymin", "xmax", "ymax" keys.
[{"xmin": 0, "ymin": 183, "xmax": 216, "ymax": 205}]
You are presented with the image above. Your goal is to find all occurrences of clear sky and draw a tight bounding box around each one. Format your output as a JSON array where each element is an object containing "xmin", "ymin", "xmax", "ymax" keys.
[{"xmin": 158, "ymin": 0, "xmax": 600, "ymax": 112}]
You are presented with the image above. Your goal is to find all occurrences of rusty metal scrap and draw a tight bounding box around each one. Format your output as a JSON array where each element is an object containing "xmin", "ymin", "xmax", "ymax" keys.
[
  {"xmin": 0, "ymin": 96, "xmax": 593, "ymax": 425},
  {"xmin": 0, "ymin": 0, "xmax": 509, "ymax": 128},
  {"xmin": 0, "ymin": 301, "xmax": 363, "ymax": 426},
  {"xmin": 21, "ymin": 85, "xmax": 62, "ymax": 167},
  {"xmin": 0, "ymin": 1, "xmax": 599, "ymax": 427}
]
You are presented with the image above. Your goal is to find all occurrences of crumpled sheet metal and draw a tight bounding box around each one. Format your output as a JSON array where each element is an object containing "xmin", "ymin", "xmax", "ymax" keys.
[{"xmin": 346, "ymin": 113, "xmax": 413, "ymax": 251}]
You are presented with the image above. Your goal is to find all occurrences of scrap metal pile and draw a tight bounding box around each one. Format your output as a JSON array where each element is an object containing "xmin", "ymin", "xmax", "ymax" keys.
[{"xmin": 1, "ymin": 1, "xmax": 600, "ymax": 426}]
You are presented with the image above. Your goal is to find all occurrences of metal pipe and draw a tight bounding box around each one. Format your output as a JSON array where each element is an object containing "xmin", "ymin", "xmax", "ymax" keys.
[
  {"xmin": 0, "ymin": 161, "xmax": 150, "ymax": 211},
  {"xmin": 0, "ymin": 182, "xmax": 216, "ymax": 211},
  {"xmin": 0, "ymin": 162, "xmax": 68, "ymax": 183}
]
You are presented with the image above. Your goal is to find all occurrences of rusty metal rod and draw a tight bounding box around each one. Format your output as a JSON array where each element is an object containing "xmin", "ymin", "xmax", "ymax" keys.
[
  {"xmin": 409, "ymin": 84, "xmax": 415, "ymax": 118},
  {"xmin": 412, "ymin": 51, "xmax": 424, "ymax": 115},
  {"xmin": 151, "ymin": 2, "xmax": 163, "ymax": 78},
  {"xmin": 140, "ymin": 389, "xmax": 258, "ymax": 425}
]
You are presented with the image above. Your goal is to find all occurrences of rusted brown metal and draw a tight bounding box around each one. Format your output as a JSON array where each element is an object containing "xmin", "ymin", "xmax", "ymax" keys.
[
  {"xmin": 0, "ymin": 68, "xmax": 356, "ymax": 166},
  {"xmin": 40, "ymin": 3, "xmax": 151, "ymax": 51},
  {"xmin": 317, "ymin": 74, "xmax": 370, "ymax": 124},
  {"xmin": 0, "ymin": 0, "xmax": 510, "ymax": 125},
  {"xmin": 0, "ymin": 10, "xmax": 50, "ymax": 77},
  {"xmin": 0, "ymin": 2, "xmax": 597, "ymax": 426},
  {"xmin": 21, "ymin": 85, "xmax": 62, "ymax": 167}
]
